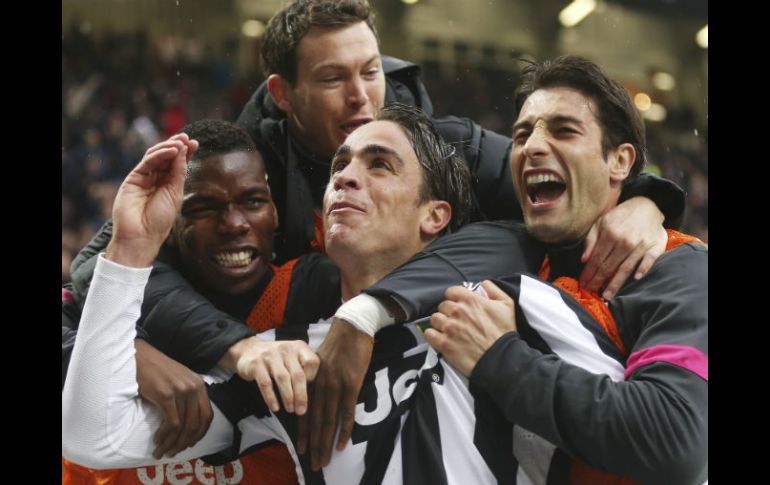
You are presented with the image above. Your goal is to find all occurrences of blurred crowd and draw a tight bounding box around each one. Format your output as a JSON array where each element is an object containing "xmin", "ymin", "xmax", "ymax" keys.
[{"xmin": 62, "ymin": 28, "xmax": 708, "ymax": 284}]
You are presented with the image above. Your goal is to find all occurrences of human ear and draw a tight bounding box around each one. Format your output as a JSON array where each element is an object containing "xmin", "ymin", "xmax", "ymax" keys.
[
  {"xmin": 420, "ymin": 200, "xmax": 452, "ymax": 236},
  {"xmin": 267, "ymin": 74, "xmax": 293, "ymax": 114},
  {"xmin": 609, "ymin": 143, "xmax": 636, "ymax": 183}
]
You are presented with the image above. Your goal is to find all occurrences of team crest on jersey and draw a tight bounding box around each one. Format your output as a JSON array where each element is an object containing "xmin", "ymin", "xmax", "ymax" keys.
[{"xmin": 463, "ymin": 281, "xmax": 482, "ymax": 291}]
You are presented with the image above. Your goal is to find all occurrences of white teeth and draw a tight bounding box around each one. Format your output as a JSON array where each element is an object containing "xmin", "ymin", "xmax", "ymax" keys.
[
  {"xmin": 213, "ymin": 250, "xmax": 254, "ymax": 268},
  {"xmin": 526, "ymin": 173, "xmax": 563, "ymax": 185}
]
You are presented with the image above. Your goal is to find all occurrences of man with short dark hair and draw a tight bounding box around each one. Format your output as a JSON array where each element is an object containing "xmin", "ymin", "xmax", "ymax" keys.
[{"xmin": 424, "ymin": 56, "xmax": 708, "ymax": 484}]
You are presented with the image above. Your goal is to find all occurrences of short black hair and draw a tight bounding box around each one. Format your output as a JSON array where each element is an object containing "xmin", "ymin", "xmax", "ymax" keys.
[
  {"xmin": 514, "ymin": 55, "xmax": 647, "ymax": 180},
  {"xmin": 375, "ymin": 103, "xmax": 472, "ymax": 235},
  {"xmin": 261, "ymin": 0, "xmax": 377, "ymax": 85},
  {"xmin": 178, "ymin": 119, "xmax": 263, "ymax": 193},
  {"xmin": 179, "ymin": 119, "xmax": 257, "ymax": 162}
]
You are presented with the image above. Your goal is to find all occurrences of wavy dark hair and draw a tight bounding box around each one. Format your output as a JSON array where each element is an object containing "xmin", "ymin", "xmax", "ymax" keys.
[
  {"xmin": 375, "ymin": 103, "xmax": 472, "ymax": 235},
  {"xmin": 262, "ymin": 0, "xmax": 377, "ymax": 85}
]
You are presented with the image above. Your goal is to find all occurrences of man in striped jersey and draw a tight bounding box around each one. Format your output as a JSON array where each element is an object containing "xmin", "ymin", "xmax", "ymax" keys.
[
  {"xmin": 63, "ymin": 103, "xmax": 529, "ymax": 483},
  {"xmin": 422, "ymin": 56, "xmax": 708, "ymax": 484}
]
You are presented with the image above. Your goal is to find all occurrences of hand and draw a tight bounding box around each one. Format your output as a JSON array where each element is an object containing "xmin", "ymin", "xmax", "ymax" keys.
[
  {"xmin": 223, "ymin": 337, "xmax": 319, "ymax": 415},
  {"xmin": 298, "ymin": 318, "xmax": 373, "ymax": 470},
  {"xmin": 106, "ymin": 134, "xmax": 198, "ymax": 268},
  {"xmin": 134, "ymin": 339, "xmax": 213, "ymax": 459},
  {"xmin": 424, "ymin": 281, "xmax": 516, "ymax": 377},
  {"xmin": 580, "ymin": 196, "xmax": 667, "ymax": 299}
]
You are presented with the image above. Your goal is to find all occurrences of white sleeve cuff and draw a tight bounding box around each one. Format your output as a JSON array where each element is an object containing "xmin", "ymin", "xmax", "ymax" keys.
[
  {"xmin": 96, "ymin": 252, "xmax": 153, "ymax": 285},
  {"xmin": 334, "ymin": 293, "xmax": 395, "ymax": 337}
]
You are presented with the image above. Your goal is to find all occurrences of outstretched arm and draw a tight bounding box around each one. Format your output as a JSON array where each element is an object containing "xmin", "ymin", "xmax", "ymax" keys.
[{"xmin": 62, "ymin": 136, "xmax": 236, "ymax": 468}]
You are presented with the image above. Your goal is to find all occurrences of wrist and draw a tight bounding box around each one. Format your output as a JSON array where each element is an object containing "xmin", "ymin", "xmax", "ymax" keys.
[
  {"xmin": 105, "ymin": 239, "xmax": 156, "ymax": 268},
  {"xmin": 335, "ymin": 293, "xmax": 395, "ymax": 337},
  {"xmin": 221, "ymin": 338, "xmax": 247, "ymax": 372}
]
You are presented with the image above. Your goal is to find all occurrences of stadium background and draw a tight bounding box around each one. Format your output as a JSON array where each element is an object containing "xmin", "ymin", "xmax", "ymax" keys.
[{"xmin": 62, "ymin": 0, "xmax": 708, "ymax": 284}]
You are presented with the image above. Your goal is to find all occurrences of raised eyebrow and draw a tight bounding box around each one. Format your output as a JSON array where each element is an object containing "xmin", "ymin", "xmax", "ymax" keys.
[
  {"xmin": 512, "ymin": 115, "xmax": 584, "ymax": 134},
  {"xmin": 332, "ymin": 145, "xmax": 351, "ymax": 160},
  {"xmin": 242, "ymin": 185, "xmax": 271, "ymax": 198},
  {"xmin": 360, "ymin": 144, "xmax": 404, "ymax": 167},
  {"xmin": 181, "ymin": 193, "xmax": 220, "ymax": 209},
  {"xmin": 314, "ymin": 55, "xmax": 381, "ymax": 73},
  {"xmin": 363, "ymin": 55, "xmax": 381, "ymax": 68},
  {"xmin": 550, "ymin": 115, "xmax": 585, "ymax": 127},
  {"xmin": 512, "ymin": 120, "xmax": 533, "ymax": 134}
]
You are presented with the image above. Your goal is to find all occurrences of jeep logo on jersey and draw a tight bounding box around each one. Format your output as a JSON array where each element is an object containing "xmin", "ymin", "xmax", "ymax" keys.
[{"xmin": 136, "ymin": 459, "xmax": 243, "ymax": 484}]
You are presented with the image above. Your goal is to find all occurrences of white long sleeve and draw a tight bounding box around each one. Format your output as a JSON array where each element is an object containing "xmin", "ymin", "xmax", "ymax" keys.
[{"xmin": 62, "ymin": 254, "xmax": 234, "ymax": 469}]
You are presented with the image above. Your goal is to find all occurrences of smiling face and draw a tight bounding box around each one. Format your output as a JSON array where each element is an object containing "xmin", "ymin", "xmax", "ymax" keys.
[
  {"xmin": 171, "ymin": 151, "xmax": 278, "ymax": 296},
  {"xmin": 275, "ymin": 21, "xmax": 385, "ymax": 160},
  {"xmin": 511, "ymin": 87, "xmax": 631, "ymax": 243},
  {"xmin": 322, "ymin": 120, "xmax": 438, "ymax": 271}
]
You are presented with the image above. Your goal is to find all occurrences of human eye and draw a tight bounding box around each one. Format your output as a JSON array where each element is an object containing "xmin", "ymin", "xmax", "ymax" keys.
[
  {"xmin": 370, "ymin": 158, "xmax": 393, "ymax": 171},
  {"xmin": 184, "ymin": 204, "xmax": 217, "ymax": 219},
  {"xmin": 513, "ymin": 130, "xmax": 530, "ymax": 145},
  {"xmin": 243, "ymin": 196, "xmax": 268, "ymax": 209},
  {"xmin": 331, "ymin": 159, "xmax": 349, "ymax": 174},
  {"xmin": 555, "ymin": 125, "xmax": 580, "ymax": 136},
  {"xmin": 363, "ymin": 66, "xmax": 380, "ymax": 79}
]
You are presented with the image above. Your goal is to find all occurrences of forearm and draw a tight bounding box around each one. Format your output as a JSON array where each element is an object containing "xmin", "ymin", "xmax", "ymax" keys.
[
  {"xmin": 62, "ymin": 254, "xmax": 234, "ymax": 469},
  {"xmin": 472, "ymin": 334, "xmax": 707, "ymax": 484},
  {"xmin": 620, "ymin": 173, "xmax": 685, "ymax": 230},
  {"xmin": 363, "ymin": 221, "xmax": 544, "ymax": 321},
  {"xmin": 140, "ymin": 278, "xmax": 255, "ymax": 373}
]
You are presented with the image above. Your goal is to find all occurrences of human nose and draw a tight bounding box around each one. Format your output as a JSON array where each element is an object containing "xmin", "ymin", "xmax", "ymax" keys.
[
  {"xmin": 220, "ymin": 205, "xmax": 249, "ymax": 235},
  {"xmin": 523, "ymin": 122, "xmax": 551, "ymax": 159},
  {"xmin": 332, "ymin": 161, "xmax": 363, "ymax": 191},
  {"xmin": 346, "ymin": 76, "xmax": 369, "ymax": 108}
]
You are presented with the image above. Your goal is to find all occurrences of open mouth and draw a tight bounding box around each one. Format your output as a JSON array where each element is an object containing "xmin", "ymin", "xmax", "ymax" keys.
[
  {"xmin": 340, "ymin": 119, "xmax": 371, "ymax": 135},
  {"xmin": 212, "ymin": 249, "xmax": 256, "ymax": 268},
  {"xmin": 525, "ymin": 172, "xmax": 566, "ymax": 205}
]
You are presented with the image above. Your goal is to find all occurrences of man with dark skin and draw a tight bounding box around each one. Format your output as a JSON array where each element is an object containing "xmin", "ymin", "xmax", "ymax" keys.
[{"xmin": 62, "ymin": 120, "xmax": 340, "ymax": 484}]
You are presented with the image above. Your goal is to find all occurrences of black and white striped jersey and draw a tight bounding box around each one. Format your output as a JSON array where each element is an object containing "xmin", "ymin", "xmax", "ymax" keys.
[{"xmin": 205, "ymin": 273, "xmax": 627, "ymax": 485}]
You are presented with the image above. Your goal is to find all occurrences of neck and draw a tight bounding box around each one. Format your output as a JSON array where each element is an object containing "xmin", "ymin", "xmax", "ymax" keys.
[
  {"xmin": 335, "ymin": 241, "xmax": 430, "ymax": 301},
  {"xmin": 337, "ymin": 254, "xmax": 400, "ymax": 301}
]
